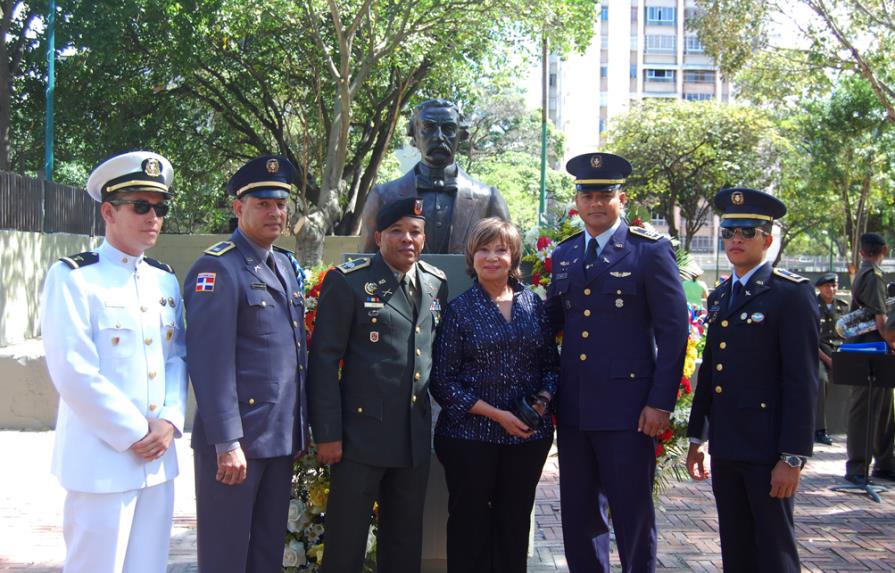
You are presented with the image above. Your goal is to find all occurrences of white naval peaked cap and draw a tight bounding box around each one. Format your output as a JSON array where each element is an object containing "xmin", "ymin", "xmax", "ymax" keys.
[{"xmin": 86, "ymin": 151, "xmax": 174, "ymax": 203}]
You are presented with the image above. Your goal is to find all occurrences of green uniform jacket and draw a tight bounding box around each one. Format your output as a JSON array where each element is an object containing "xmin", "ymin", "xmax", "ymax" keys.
[
  {"xmin": 818, "ymin": 295, "xmax": 849, "ymax": 357},
  {"xmin": 307, "ymin": 253, "xmax": 449, "ymax": 468}
]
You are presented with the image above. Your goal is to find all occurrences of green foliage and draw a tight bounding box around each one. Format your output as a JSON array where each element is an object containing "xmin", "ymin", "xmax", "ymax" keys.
[
  {"xmin": 470, "ymin": 151, "xmax": 574, "ymax": 230},
  {"xmin": 605, "ymin": 100, "xmax": 780, "ymax": 249}
]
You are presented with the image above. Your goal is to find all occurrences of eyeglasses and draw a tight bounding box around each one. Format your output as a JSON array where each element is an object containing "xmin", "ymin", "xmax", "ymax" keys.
[
  {"xmin": 720, "ymin": 227, "xmax": 766, "ymax": 240},
  {"xmin": 108, "ymin": 199, "xmax": 170, "ymax": 217}
]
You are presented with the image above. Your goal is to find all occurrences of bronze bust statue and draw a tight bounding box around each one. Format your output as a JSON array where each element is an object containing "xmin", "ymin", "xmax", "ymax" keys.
[{"xmin": 358, "ymin": 99, "xmax": 511, "ymax": 254}]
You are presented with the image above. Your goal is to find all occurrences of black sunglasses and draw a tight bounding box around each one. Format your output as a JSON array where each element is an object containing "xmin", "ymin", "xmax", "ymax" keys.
[
  {"xmin": 109, "ymin": 199, "xmax": 170, "ymax": 217},
  {"xmin": 720, "ymin": 227, "xmax": 765, "ymax": 240}
]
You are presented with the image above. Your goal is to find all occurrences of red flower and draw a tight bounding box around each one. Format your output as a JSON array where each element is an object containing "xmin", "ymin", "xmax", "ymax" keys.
[
  {"xmin": 659, "ymin": 428, "xmax": 674, "ymax": 442},
  {"xmin": 655, "ymin": 443, "xmax": 665, "ymax": 457},
  {"xmin": 544, "ymin": 258, "xmax": 552, "ymax": 273},
  {"xmin": 631, "ymin": 217, "xmax": 643, "ymax": 226},
  {"xmin": 681, "ymin": 377, "xmax": 692, "ymax": 395},
  {"xmin": 531, "ymin": 272, "xmax": 542, "ymax": 285},
  {"xmin": 568, "ymin": 208, "xmax": 579, "ymax": 217},
  {"xmin": 536, "ymin": 235, "xmax": 552, "ymax": 250}
]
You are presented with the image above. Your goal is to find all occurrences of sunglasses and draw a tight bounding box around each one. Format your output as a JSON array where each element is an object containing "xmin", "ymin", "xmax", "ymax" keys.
[
  {"xmin": 720, "ymin": 227, "xmax": 766, "ymax": 240},
  {"xmin": 109, "ymin": 199, "xmax": 170, "ymax": 217}
]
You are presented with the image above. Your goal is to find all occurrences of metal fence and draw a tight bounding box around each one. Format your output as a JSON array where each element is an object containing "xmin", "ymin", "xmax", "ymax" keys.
[{"xmin": 0, "ymin": 170, "xmax": 103, "ymax": 235}]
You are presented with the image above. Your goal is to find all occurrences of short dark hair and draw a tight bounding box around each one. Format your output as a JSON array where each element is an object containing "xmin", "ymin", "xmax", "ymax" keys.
[
  {"xmin": 861, "ymin": 232, "xmax": 887, "ymax": 257},
  {"xmin": 465, "ymin": 218, "xmax": 522, "ymax": 282}
]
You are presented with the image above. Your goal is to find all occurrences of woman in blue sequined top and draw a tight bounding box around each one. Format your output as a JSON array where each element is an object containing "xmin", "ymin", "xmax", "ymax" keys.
[{"xmin": 431, "ymin": 217, "xmax": 559, "ymax": 573}]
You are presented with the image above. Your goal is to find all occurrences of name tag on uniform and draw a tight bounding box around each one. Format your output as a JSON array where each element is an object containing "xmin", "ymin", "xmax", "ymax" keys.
[
  {"xmin": 554, "ymin": 272, "xmax": 569, "ymax": 280},
  {"xmin": 364, "ymin": 302, "xmax": 384, "ymax": 309},
  {"xmin": 250, "ymin": 282, "xmax": 267, "ymax": 290}
]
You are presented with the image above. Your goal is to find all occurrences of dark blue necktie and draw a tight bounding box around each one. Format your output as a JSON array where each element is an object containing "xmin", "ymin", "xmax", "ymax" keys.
[
  {"xmin": 585, "ymin": 238, "xmax": 598, "ymax": 272},
  {"xmin": 728, "ymin": 281, "xmax": 743, "ymax": 310}
]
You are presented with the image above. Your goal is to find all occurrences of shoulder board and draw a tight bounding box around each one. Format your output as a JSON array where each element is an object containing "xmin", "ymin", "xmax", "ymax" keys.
[
  {"xmin": 628, "ymin": 226, "xmax": 662, "ymax": 241},
  {"xmin": 875, "ymin": 269, "xmax": 884, "ymax": 277},
  {"xmin": 204, "ymin": 241, "xmax": 236, "ymax": 257},
  {"xmin": 773, "ymin": 268, "xmax": 809, "ymax": 283},
  {"xmin": 418, "ymin": 260, "xmax": 447, "ymax": 280},
  {"xmin": 336, "ymin": 257, "xmax": 372, "ymax": 274},
  {"xmin": 272, "ymin": 245, "xmax": 294, "ymax": 256},
  {"xmin": 59, "ymin": 251, "xmax": 99, "ymax": 270},
  {"xmin": 144, "ymin": 257, "xmax": 174, "ymax": 274},
  {"xmin": 557, "ymin": 231, "xmax": 584, "ymax": 247}
]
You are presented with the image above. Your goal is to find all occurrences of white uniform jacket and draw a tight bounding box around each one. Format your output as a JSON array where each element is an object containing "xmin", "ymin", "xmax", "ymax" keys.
[{"xmin": 41, "ymin": 241, "xmax": 188, "ymax": 493}]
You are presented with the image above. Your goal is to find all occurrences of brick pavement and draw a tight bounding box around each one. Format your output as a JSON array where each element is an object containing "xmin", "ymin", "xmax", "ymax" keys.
[{"xmin": 1, "ymin": 431, "xmax": 893, "ymax": 572}]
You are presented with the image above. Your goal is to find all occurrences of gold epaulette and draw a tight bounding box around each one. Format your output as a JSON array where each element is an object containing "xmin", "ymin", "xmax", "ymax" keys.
[{"xmin": 204, "ymin": 241, "xmax": 236, "ymax": 257}]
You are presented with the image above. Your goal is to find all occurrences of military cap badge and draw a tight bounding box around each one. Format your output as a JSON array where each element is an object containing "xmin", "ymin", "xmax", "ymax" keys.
[
  {"xmin": 266, "ymin": 158, "xmax": 279, "ymax": 174},
  {"xmin": 590, "ymin": 155, "xmax": 603, "ymax": 168},
  {"xmin": 143, "ymin": 158, "xmax": 162, "ymax": 177},
  {"xmin": 731, "ymin": 191, "xmax": 744, "ymax": 205},
  {"xmin": 414, "ymin": 198, "xmax": 424, "ymax": 216}
]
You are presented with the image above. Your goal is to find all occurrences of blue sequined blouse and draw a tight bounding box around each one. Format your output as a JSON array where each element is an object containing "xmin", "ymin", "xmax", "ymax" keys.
[{"xmin": 430, "ymin": 280, "xmax": 559, "ymax": 444}]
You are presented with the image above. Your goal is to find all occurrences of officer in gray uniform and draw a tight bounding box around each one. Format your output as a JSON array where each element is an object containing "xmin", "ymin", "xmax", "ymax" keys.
[
  {"xmin": 844, "ymin": 233, "xmax": 895, "ymax": 484},
  {"xmin": 184, "ymin": 155, "xmax": 308, "ymax": 572},
  {"xmin": 309, "ymin": 197, "xmax": 448, "ymax": 573},
  {"xmin": 814, "ymin": 272, "xmax": 848, "ymax": 445}
]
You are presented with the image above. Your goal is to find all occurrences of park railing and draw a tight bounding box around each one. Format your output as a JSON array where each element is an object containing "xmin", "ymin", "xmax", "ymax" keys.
[{"xmin": 0, "ymin": 170, "xmax": 103, "ymax": 235}]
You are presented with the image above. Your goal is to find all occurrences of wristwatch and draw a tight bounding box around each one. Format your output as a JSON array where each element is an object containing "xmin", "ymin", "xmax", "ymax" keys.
[{"xmin": 779, "ymin": 454, "xmax": 806, "ymax": 469}]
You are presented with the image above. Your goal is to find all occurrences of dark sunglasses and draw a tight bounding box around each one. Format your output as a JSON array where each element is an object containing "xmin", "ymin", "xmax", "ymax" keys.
[
  {"xmin": 720, "ymin": 227, "xmax": 765, "ymax": 240},
  {"xmin": 109, "ymin": 199, "xmax": 170, "ymax": 217}
]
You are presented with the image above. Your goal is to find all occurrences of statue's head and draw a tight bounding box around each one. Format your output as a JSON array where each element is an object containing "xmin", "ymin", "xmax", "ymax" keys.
[{"xmin": 407, "ymin": 99, "xmax": 468, "ymax": 169}]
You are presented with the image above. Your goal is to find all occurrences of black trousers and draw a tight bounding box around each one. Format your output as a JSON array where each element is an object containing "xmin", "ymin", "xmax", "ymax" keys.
[
  {"xmin": 710, "ymin": 458, "xmax": 799, "ymax": 573},
  {"xmin": 434, "ymin": 434, "xmax": 553, "ymax": 573}
]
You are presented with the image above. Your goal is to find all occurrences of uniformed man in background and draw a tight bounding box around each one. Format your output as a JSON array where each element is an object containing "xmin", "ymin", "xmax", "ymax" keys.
[
  {"xmin": 545, "ymin": 153, "xmax": 689, "ymax": 573},
  {"xmin": 814, "ymin": 272, "xmax": 848, "ymax": 445},
  {"xmin": 184, "ymin": 155, "xmax": 308, "ymax": 572},
  {"xmin": 687, "ymin": 188, "xmax": 818, "ymax": 573},
  {"xmin": 309, "ymin": 197, "xmax": 448, "ymax": 573},
  {"xmin": 843, "ymin": 232, "xmax": 895, "ymax": 485},
  {"xmin": 41, "ymin": 151, "xmax": 187, "ymax": 573}
]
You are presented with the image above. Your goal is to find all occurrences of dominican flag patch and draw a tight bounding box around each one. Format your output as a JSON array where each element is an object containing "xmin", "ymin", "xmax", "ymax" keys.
[{"xmin": 195, "ymin": 272, "xmax": 216, "ymax": 292}]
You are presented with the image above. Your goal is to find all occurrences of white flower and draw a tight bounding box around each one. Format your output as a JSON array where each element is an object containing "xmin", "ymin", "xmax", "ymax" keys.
[
  {"xmin": 307, "ymin": 523, "xmax": 325, "ymax": 544},
  {"xmin": 287, "ymin": 499, "xmax": 310, "ymax": 533},
  {"xmin": 283, "ymin": 544, "xmax": 299, "ymax": 567},
  {"xmin": 366, "ymin": 525, "xmax": 377, "ymax": 555},
  {"xmin": 290, "ymin": 540, "xmax": 307, "ymax": 567},
  {"xmin": 532, "ymin": 285, "xmax": 547, "ymax": 300},
  {"xmin": 524, "ymin": 225, "xmax": 540, "ymax": 249}
]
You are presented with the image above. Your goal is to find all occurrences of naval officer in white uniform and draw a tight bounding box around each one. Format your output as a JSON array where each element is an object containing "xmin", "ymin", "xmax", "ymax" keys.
[{"xmin": 41, "ymin": 151, "xmax": 187, "ymax": 573}]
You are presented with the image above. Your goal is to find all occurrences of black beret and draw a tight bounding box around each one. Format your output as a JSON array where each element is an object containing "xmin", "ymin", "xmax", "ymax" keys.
[
  {"xmin": 227, "ymin": 155, "xmax": 297, "ymax": 199},
  {"xmin": 860, "ymin": 232, "xmax": 886, "ymax": 247},
  {"xmin": 714, "ymin": 188, "xmax": 787, "ymax": 229},
  {"xmin": 814, "ymin": 273, "xmax": 838, "ymax": 287},
  {"xmin": 376, "ymin": 197, "xmax": 425, "ymax": 231},
  {"xmin": 566, "ymin": 153, "xmax": 632, "ymax": 192}
]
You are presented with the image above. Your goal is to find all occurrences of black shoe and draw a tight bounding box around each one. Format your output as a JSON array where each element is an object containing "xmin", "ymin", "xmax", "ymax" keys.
[
  {"xmin": 814, "ymin": 430, "xmax": 833, "ymax": 445},
  {"xmin": 871, "ymin": 469, "xmax": 895, "ymax": 481},
  {"xmin": 844, "ymin": 474, "xmax": 868, "ymax": 486}
]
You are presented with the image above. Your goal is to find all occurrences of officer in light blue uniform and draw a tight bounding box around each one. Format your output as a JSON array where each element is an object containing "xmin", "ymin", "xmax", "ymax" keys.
[
  {"xmin": 686, "ymin": 188, "xmax": 818, "ymax": 573},
  {"xmin": 184, "ymin": 155, "xmax": 308, "ymax": 573},
  {"xmin": 546, "ymin": 153, "xmax": 689, "ymax": 573}
]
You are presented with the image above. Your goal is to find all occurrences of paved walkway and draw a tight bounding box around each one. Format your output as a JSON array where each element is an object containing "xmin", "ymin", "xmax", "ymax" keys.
[{"xmin": 1, "ymin": 431, "xmax": 893, "ymax": 572}]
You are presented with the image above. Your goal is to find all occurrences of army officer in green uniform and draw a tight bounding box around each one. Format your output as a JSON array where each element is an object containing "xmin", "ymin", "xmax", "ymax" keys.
[
  {"xmin": 308, "ymin": 197, "xmax": 449, "ymax": 573},
  {"xmin": 815, "ymin": 273, "xmax": 848, "ymax": 445}
]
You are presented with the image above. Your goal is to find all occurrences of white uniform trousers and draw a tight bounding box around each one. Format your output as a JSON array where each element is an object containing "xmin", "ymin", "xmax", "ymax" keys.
[{"xmin": 63, "ymin": 479, "xmax": 175, "ymax": 573}]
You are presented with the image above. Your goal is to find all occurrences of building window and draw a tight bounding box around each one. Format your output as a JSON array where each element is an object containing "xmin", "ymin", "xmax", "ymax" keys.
[
  {"xmin": 631, "ymin": 6, "xmax": 638, "ymax": 23},
  {"xmin": 645, "ymin": 69, "xmax": 675, "ymax": 82},
  {"xmin": 684, "ymin": 70, "xmax": 715, "ymax": 83},
  {"xmin": 601, "ymin": 65, "xmax": 608, "ymax": 78},
  {"xmin": 601, "ymin": 34, "xmax": 610, "ymax": 49},
  {"xmin": 631, "ymin": 34, "xmax": 638, "ymax": 50},
  {"xmin": 601, "ymin": 5, "xmax": 609, "ymax": 20},
  {"xmin": 684, "ymin": 35, "xmax": 705, "ymax": 53},
  {"xmin": 549, "ymin": 73, "xmax": 556, "ymax": 87},
  {"xmin": 689, "ymin": 235, "xmax": 713, "ymax": 253},
  {"xmin": 684, "ymin": 92, "xmax": 714, "ymax": 101},
  {"xmin": 650, "ymin": 213, "xmax": 667, "ymax": 226},
  {"xmin": 599, "ymin": 118, "xmax": 607, "ymax": 133},
  {"xmin": 630, "ymin": 64, "xmax": 638, "ymax": 78},
  {"xmin": 645, "ymin": 34, "xmax": 676, "ymax": 52},
  {"xmin": 646, "ymin": 6, "xmax": 676, "ymax": 26}
]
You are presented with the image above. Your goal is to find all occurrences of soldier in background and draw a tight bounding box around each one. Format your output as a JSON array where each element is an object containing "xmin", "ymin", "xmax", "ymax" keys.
[
  {"xmin": 815, "ymin": 273, "xmax": 848, "ymax": 445},
  {"xmin": 843, "ymin": 233, "xmax": 895, "ymax": 485}
]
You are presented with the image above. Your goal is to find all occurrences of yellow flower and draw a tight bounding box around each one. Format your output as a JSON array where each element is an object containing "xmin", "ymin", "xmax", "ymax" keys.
[
  {"xmin": 308, "ymin": 481, "xmax": 329, "ymax": 513},
  {"xmin": 307, "ymin": 543, "xmax": 324, "ymax": 563}
]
